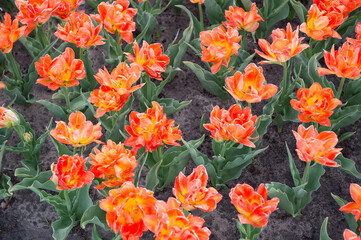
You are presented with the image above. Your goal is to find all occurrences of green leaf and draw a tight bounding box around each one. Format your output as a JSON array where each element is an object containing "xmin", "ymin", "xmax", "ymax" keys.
[
  {"xmin": 338, "ymin": 132, "xmax": 355, "ymax": 143},
  {"xmin": 158, "ymin": 98, "xmax": 191, "ymax": 116},
  {"xmin": 0, "ymin": 174, "xmax": 13, "ymax": 200},
  {"xmin": 335, "ymin": 154, "xmax": 361, "ymax": 179},
  {"xmin": 50, "ymin": 136, "xmax": 72, "ymax": 157},
  {"xmin": 146, "ymin": 160, "xmax": 162, "ymax": 191},
  {"xmin": 81, "ymin": 51, "xmax": 97, "ymax": 91},
  {"xmin": 175, "ymin": 5, "xmax": 201, "ymax": 37},
  {"xmin": 37, "ymin": 100, "xmax": 68, "ymax": 121},
  {"xmin": 52, "ymin": 216, "xmax": 75, "ymax": 240},
  {"xmin": 289, "ymin": 0, "xmax": 307, "ymax": 23},
  {"xmin": 319, "ymin": 217, "xmax": 332, "ymax": 240},
  {"xmin": 204, "ymin": 0, "xmax": 225, "ymax": 25},
  {"xmin": 286, "ymin": 142, "xmax": 301, "ymax": 186},
  {"xmin": 92, "ymin": 225, "xmax": 103, "ymax": 240},
  {"xmin": 266, "ymin": 182, "xmax": 296, "ymax": 216},
  {"xmin": 0, "ymin": 140, "xmax": 7, "ymax": 171},
  {"xmin": 80, "ymin": 202, "xmax": 109, "ymax": 230},
  {"xmin": 73, "ymin": 185, "xmax": 93, "ymax": 220},
  {"xmin": 331, "ymin": 193, "xmax": 358, "ymax": 232}
]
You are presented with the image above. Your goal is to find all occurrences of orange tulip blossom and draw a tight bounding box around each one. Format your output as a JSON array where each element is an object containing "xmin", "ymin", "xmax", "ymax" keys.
[
  {"xmin": 344, "ymin": 229, "xmax": 361, "ymax": 240},
  {"xmin": 340, "ymin": 183, "xmax": 361, "ymax": 221},
  {"xmin": 0, "ymin": 13, "xmax": 26, "ymax": 54},
  {"xmin": 292, "ymin": 125, "xmax": 342, "ymax": 167},
  {"xmin": 0, "ymin": 107, "xmax": 19, "ymax": 128},
  {"xmin": 54, "ymin": 0, "xmax": 83, "ymax": 20},
  {"xmin": 223, "ymin": 3, "xmax": 263, "ymax": 32}
]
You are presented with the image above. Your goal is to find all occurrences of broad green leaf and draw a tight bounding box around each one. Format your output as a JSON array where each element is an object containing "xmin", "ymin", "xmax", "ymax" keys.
[
  {"xmin": 335, "ymin": 154, "xmax": 361, "ymax": 179},
  {"xmin": 146, "ymin": 160, "xmax": 162, "ymax": 191},
  {"xmin": 331, "ymin": 193, "xmax": 358, "ymax": 232},
  {"xmin": 266, "ymin": 182, "xmax": 296, "ymax": 215},
  {"xmin": 204, "ymin": 0, "xmax": 225, "ymax": 25},
  {"xmin": 52, "ymin": 216, "xmax": 75, "ymax": 240},
  {"xmin": 158, "ymin": 98, "xmax": 191, "ymax": 116},
  {"xmin": 319, "ymin": 217, "xmax": 332, "ymax": 240},
  {"xmin": 37, "ymin": 100, "xmax": 68, "ymax": 121},
  {"xmin": 175, "ymin": 5, "xmax": 201, "ymax": 37},
  {"xmin": 286, "ymin": 142, "xmax": 301, "ymax": 186},
  {"xmin": 50, "ymin": 136, "xmax": 73, "ymax": 157},
  {"xmin": 81, "ymin": 202, "xmax": 109, "ymax": 230}
]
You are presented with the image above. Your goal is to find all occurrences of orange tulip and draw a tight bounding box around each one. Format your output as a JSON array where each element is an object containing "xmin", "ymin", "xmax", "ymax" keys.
[
  {"xmin": 340, "ymin": 183, "xmax": 361, "ymax": 221},
  {"xmin": 53, "ymin": 0, "xmax": 83, "ymax": 20},
  {"xmin": 51, "ymin": 111, "xmax": 102, "ymax": 147},
  {"xmin": 290, "ymin": 82, "xmax": 342, "ymax": 126},
  {"xmin": 124, "ymin": 101, "xmax": 181, "ymax": 152},
  {"xmin": 0, "ymin": 13, "xmax": 26, "ymax": 54},
  {"xmin": 0, "ymin": 82, "xmax": 5, "ymax": 89},
  {"xmin": 229, "ymin": 183, "xmax": 279, "ymax": 228},
  {"xmin": 200, "ymin": 26, "xmax": 241, "ymax": 74},
  {"xmin": 300, "ymin": 4, "xmax": 341, "ymax": 40},
  {"xmin": 225, "ymin": 63, "xmax": 277, "ymax": 103},
  {"xmin": 203, "ymin": 105, "xmax": 258, "ymax": 148},
  {"xmin": 0, "ymin": 107, "xmax": 19, "ymax": 128},
  {"xmin": 94, "ymin": 62, "xmax": 143, "ymax": 95},
  {"xmin": 256, "ymin": 23, "xmax": 309, "ymax": 64},
  {"xmin": 126, "ymin": 41, "xmax": 169, "ymax": 80},
  {"xmin": 91, "ymin": 0, "xmax": 137, "ymax": 43},
  {"xmin": 99, "ymin": 181, "xmax": 157, "ymax": 239},
  {"xmin": 89, "ymin": 86, "xmax": 130, "ymax": 118},
  {"xmin": 317, "ymin": 42, "xmax": 361, "ymax": 80},
  {"xmin": 15, "ymin": 0, "xmax": 60, "ymax": 37},
  {"xmin": 356, "ymin": 22, "xmax": 361, "ymax": 40},
  {"xmin": 223, "ymin": 3, "xmax": 263, "ymax": 32},
  {"xmin": 173, "ymin": 165, "xmax": 222, "ymax": 212},
  {"xmin": 190, "ymin": 0, "xmax": 205, "ymax": 3},
  {"xmin": 292, "ymin": 125, "xmax": 342, "ymax": 167},
  {"xmin": 55, "ymin": 11, "xmax": 105, "ymax": 48},
  {"xmin": 35, "ymin": 47, "xmax": 85, "ymax": 90},
  {"xmin": 344, "ymin": 229, "xmax": 361, "ymax": 240},
  {"xmin": 89, "ymin": 140, "xmax": 137, "ymax": 189},
  {"xmin": 143, "ymin": 198, "xmax": 211, "ymax": 240},
  {"xmin": 341, "ymin": 0, "xmax": 361, "ymax": 14},
  {"xmin": 50, "ymin": 154, "xmax": 94, "ymax": 190}
]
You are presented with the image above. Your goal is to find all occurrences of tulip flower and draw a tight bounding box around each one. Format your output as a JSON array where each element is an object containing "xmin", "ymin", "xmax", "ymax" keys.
[
  {"xmin": 89, "ymin": 140, "xmax": 137, "ymax": 189},
  {"xmin": 55, "ymin": 11, "xmax": 105, "ymax": 48},
  {"xmin": 51, "ymin": 154, "xmax": 94, "ymax": 190},
  {"xmin": 143, "ymin": 198, "xmax": 211, "ymax": 240},
  {"xmin": 126, "ymin": 41, "xmax": 169, "ymax": 80},
  {"xmin": 292, "ymin": 125, "xmax": 342, "ymax": 167},
  {"xmin": 200, "ymin": 26, "xmax": 241, "ymax": 74},
  {"xmin": 91, "ymin": 0, "xmax": 137, "ymax": 43},
  {"xmin": 223, "ymin": 3, "xmax": 263, "ymax": 32},
  {"xmin": 35, "ymin": 47, "xmax": 85, "ymax": 90},
  {"xmin": 340, "ymin": 183, "xmax": 361, "ymax": 221},
  {"xmin": 341, "ymin": 0, "xmax": 361, "ymax": 14},
  {"xmin": 300, "ymin": 4, "xmax": 341, "ymax": 40},
  {"xmin": 0, "ymin": 13, "xmax": 26, "ymax": 54},
  {"xmin": 344, "ymin": 229, "xmax": 361, "ymax": 240},
  {"xmin": 230, "ymin": 183, "xmax": 279, "ymax": 228},
  {"xmin": 15, "ymin": 0, "xmax": 60, "ymax": 37},
  {"xmin": 290, "ymin": 82, "xmax": 342, "ymax": 126},
  {"xmin": 225, "ymin": 63, "xmax": 277, "ymax": 103},
  {"xmin": 0, "ymin": 107, "xmax": 19, "ymax": 128},
  {"xmin": 93, "ymin": 62, "xmax": 143, "ymax": 95},
  {"xmin": 124, "ymin": 101, "xmax": 181, "ymax": 152},
  {"xmin": 99, "ymin": 181, "xmax": 157, "ymax": 239},
  {"xmin": 356, "ymin": 22, "xmax": 361, "ymax": 40},
  {"xmin": 204, "ymin": 105, "xmax": 258, "ymax": 148},
  {"xmin": 0, "ymin": 82, "xmax": 5, "ymax": 89},
  {"xmin": 51, "ymin": 111, "xmax": 102, "ymax": 147},
  {"xmin": 53, "ymin": 0, "xmax": 83, "ymax": 20},
  {"xmin": 89, "ymin": 86, "xmax": 131, "ymax": 118},
  {"xmin": 190, "ymin": 0, "xmax": 205, "ymax": 3},
  {"xmin": 318, "ymin": 42, "xmax": 361, "ymax": 80},
  {"xmin": 256, "ymin": 23, "xmax": 309, "ymax": 64},
  {"xmin": 173, "ymin": 165, "xmax": 222, "ymax": 212}
]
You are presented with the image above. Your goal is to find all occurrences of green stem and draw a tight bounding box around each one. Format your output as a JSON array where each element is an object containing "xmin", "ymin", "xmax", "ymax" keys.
[
  {"xmin": 281, "ymin": 62, "xmax": 288, "ymax": 91},
  {"xmin": 198, "ymin": 3, "xmax": 204, "ymax": 31},
  {"xmin": 61, "ymin": 86, "xmax": 72, "ymax": 111},
  {"xmin": 336, "ymin": 77, "xmax": 345, "ymax": 100},
  {"xmin": 246, "ymin": 224, "xmax": 252, "ymax": 240},
  {"xmin": 73, "ymin": 147, "xmax": 78, "ymax": 156},
  {"xmin": 247, "ymin": 102, "xmax": 251, "ymax": 109},
  {"xmin": 6, "ymin": 52, "xmax": 22, "ymax": 82},
  {"xmin": 63, "ymin": 190, "xmax": 72, "ymax": 214},
  {"xmin": 154, "ymin": 146, "xmax": 163, "ymax": 162},
  {"xmin": 115, "ymin": 31, "xmax": 123, "ymax": 59},
  {"xmin": 314, "ymin": 122, "xmax": 319, "ymax": 132},
  {"xmin": 134, "ymin": 152, "xmax": 148, "ymax": 187},
  {"xmin": 37, "ymin": 25, "xmax": 50, "ymax": 49},
  {"xmin": 241, "ymin": 30, "xmax": 247, "ymax": 51},
  {"xmin": 301, "ymin": 161, "xmax": 311, "ymax": 184}
]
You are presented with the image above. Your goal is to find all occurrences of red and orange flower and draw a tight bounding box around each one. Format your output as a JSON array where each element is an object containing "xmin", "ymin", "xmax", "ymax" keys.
[
  {"xmin": 143, "ymin": 198, "xmax": 211, "ymax": 240},
  {"xmin": 15, "ymin": 0, "xmax": 60, "ymax": 37},
  {"xmin": 203, "ymin": 105, "xmax": 258, "ymax": 148},
  {"xmin": 223, "ymin": 3, "xmax": 263, "ymax": 32},
  {"xmin": 99, "ymin": 181, "xmax": 157, "ymax": 239},
  {"xmin": 35, "ymin": 47, "xmax": 85, "ymax": 90},
  {"xmin": 94, "ymin": 62, "xmax": 143, "ymax": 95},
  {"xmin": 0, "ymin": 13, "xmax": 26, "ymax": 54},
  {"xmin": 256, "ymin": 23, "xmax": 309, "ymax": 64},
  {"xmin": 173, "ymin": 165, "xmax": 222, "ymax": 212},
  {"xmin": 91, "ymin": 0, "xmax": 137, "ymax": 43},
  {"xmin": 290, "ymin": 82, "xmax": 342, "ymax": 126},
  {"xmin": 225, "ymin": 63, "xmax": 277, "ymax": 103},
  {"xmin": 292, "ymin": 124, "xmax": 342, "ymax": 167},
  {"xmin": 51, "ymin": 111, "xmax": 102, "ymax": 147},
  {"xmin": 200, "ymin": 26, "xmax": 241, "ymax": 74},
  {"xmin": 300, "ymin": 4, "xmax": 341, "ymax": 40},
  {"xmin": 55, "ymin": 11, "xmax": 105, "ymax": 48},
  {"xmin": 0, "ymin": 107, "xmax": 19, "ymax": 128},
  {"xmin": 318, "ymin": 42, "xmax": 361, "ymax": 80},
  {"xmin": 53, "ymin": 0, "xmax": 83, "ymax": 20},
  {"xmin": 89, "ymin": 140, "xmax": 137, "ymax": 189},
  {"xmin": 340, "ymin": 183, "xmax": 361, "ymax": 221},
  {"xmin": 344, "ymin": 229, "xmax": 361, "ymax": 240},
  {"xmin": 124, "ymin": 101, "xmax": 182, "ymax": 152},
  {"xmin": 190, "ymin": 0, "xmax": 205, "ymax": 3},
  {"xmin": 126, "ymin": 41, "xmax": 169, "ymax": 80},
  {"xmin": 50, "ymin": 154, "xmax": 94, "ymax": 190},
  {"xmin": 229, "ymin": 183, "xmax": 279, "ymax": 228}
]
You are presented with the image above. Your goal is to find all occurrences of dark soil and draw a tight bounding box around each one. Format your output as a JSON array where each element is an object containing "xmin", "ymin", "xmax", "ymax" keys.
[{"xmin": 1, "ymin": 1, "xmax": 360, "ymax": 240}]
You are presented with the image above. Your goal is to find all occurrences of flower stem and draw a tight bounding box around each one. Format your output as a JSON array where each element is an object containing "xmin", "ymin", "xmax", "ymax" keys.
[
  {"xmin": 61, "ymin": 86, "xmax": 72, "ymax": 111},
  {"xmin": 63, "ymin": 190, "xmax": 72, "ymax": 214},
  {"xmin": 248, "ymin": 102, "xmax": 251, "ymax": 109},
  {"xmin": 6, "ymin": 52, "xmax": 22, "ymax": 82},
  {"xmin": 281, "ymin": 62, "xmax": 288, "ymax": 91},
  {"xmin": 37, "ymin": 24, "xmax": 50, "ymax": 49},
  {"xmin": 198, "ymin": 3, "xmax": 204, "ymax": 31},
  {"xmin": 134, "ymin": 151, "xmax": 148, "ymax": 187},
  {"xmin": 301, "ymin": 161, "xmax": 311, "ymax": 185},
  {"xmin": 73, "ymin": 147, "xmax": 78, "ymax": 156},
  {"xmin": 246, "ymin": 224, "xmax": 252, "ymax": 240},
  {"xmin": 336, "ymin": 77, "xmax": 345, "ymax": 100}
]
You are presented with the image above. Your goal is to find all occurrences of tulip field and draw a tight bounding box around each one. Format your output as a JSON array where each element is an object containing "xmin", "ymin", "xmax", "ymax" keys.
[{"xmin": 1, "ymin": 0, "xmax": 361, "ymax": 239}]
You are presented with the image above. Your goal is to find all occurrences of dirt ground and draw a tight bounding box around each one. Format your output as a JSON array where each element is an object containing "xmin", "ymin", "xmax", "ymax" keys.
[{"xmin": 0, "ymin": 1, "xmax": 360, "ymax": 239}]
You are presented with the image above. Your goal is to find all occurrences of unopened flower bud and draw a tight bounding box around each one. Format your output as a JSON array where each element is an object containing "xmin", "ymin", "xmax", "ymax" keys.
[{"xmin": 0, "ymin": 107, "xmax": 19, "ymax": 128}]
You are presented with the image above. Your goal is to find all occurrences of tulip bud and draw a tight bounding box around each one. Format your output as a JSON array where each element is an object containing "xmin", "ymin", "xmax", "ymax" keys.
[{"xmin": 0, "ymin": 107, "xmax": 19, "ymax": 128}]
